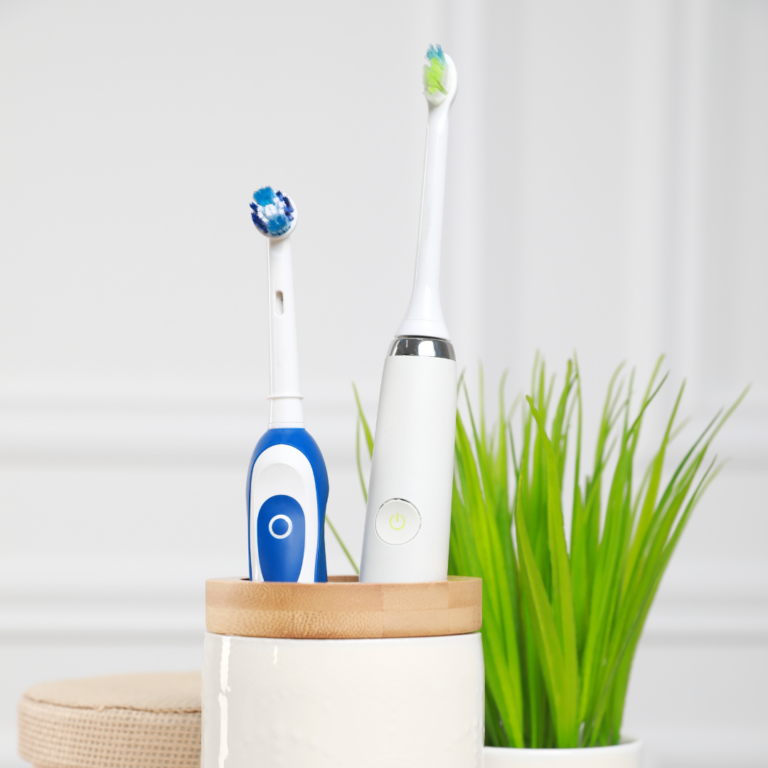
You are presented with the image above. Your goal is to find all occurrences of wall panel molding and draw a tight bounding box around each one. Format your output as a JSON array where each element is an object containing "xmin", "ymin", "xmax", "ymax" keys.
[
  {"xmin": 2, "ymin": 391, "xmax": 766, "ymax": 466},
  {"xmin": 2, "ymin": 555, "xmax": 765, "ymax": 644},
  {"xmin": 0, "ymin": 391, "xmax": 359, "ymax": 465}
]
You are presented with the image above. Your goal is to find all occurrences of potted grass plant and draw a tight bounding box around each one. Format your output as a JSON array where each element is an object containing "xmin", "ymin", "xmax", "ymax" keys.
[{"xmin": 352, "ymin": 356, "xmax": 746, "ymax": 766}]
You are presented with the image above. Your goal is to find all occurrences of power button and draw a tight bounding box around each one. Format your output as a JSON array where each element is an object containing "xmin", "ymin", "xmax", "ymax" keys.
[{"xmin": 375, "ymin": 499, "xmax": 421, "ymax": 545}]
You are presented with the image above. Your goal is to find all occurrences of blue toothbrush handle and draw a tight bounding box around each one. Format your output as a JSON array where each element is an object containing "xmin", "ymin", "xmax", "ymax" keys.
[{"xmin": 246, "ymin": 428, "xmax": 328, "ymax": 583}]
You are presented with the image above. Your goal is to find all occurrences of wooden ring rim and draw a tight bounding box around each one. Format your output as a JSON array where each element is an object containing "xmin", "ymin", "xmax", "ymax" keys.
[{"xmin": 205, "ymin": 575, "xmax": 482, "ymax": 639}]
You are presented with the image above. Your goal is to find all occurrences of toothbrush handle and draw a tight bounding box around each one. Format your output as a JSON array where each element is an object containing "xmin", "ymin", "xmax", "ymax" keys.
[
  {"xmin": 247, "ymin": 428, "xmax": 328, "ymax": 583},
  {"xmin": 359, "ymin": 353, "xmax": 457, "ymax": 583}
]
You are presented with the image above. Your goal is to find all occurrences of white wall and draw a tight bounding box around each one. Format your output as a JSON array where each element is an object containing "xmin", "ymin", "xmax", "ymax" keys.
[{"xmin": 1, "ymin": 1, "xmax": 766, "ymax": 767}]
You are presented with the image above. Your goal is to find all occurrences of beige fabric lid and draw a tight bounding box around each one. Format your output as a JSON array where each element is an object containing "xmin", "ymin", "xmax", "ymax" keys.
[{"xmin": 18, "ymin": 672, "xmax": 201, "ymax": 768}]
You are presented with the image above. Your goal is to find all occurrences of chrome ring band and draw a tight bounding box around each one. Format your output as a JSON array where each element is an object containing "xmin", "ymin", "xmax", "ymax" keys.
[{"xmin": 387, "ymin": 336, "xmax": 456, "ymax": 361}]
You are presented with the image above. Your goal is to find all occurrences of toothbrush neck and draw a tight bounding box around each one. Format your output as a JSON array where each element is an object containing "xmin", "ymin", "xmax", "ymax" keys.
[
  {"xmin": 396, "ymin": 102, "xmax": 451, "ymax": 341},
  {"xmin": 267, "ymin": 237, "xmax": 304, "ymax": 428}
]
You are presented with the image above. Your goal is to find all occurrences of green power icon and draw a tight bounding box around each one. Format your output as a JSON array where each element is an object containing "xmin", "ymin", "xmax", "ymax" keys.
[{"xmin": 389, "ymin": 513, "xmax": 406, "ymax": 531}]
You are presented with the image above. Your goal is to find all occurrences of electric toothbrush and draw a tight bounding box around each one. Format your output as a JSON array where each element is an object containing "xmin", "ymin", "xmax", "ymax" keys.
[
  {"xmin": 359, "ymin": 46, "xmax": 458, "ymax": 583},
  {"xmin": 246, "ymin": 187, "xmax": 328, "ymax": 583}
]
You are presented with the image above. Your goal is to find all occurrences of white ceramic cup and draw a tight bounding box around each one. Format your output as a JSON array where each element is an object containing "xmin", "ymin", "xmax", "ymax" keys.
[
  {"xmin": 202, "ymin": 631, "xmax": 484, "ymax": 768},
  {"xmin": 484, "ymin": 739, "xmax": 642, "ymax": 767}
]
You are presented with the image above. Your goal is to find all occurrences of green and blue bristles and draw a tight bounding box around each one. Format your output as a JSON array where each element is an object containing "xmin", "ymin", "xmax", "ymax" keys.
[
  {"xmin": 423, "ymin": 44, "xmax": 452, "ymax": 106},
  {"xmin": 250, "ymin": 187, "xmax": 295, "ymax": 238}
]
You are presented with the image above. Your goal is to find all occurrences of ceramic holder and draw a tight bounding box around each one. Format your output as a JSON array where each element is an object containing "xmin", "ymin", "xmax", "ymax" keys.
[{"xmin": 202, "ymin": 575, "xmax": 484, "ymax": 768}]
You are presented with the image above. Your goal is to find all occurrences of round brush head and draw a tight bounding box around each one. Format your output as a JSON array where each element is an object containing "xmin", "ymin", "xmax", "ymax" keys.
[{"xmin": 250, "ymin": 187, "xmax": 297, "ymax": 239}]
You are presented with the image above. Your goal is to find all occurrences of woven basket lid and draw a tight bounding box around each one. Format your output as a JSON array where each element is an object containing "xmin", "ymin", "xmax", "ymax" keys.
[
  {"xmin": 206, "ymin": 574, "xmax": 482, "ymax": 639},
  {"xmin": 18, "ymin": 672, "xmax": 201, "ymax": 768}
]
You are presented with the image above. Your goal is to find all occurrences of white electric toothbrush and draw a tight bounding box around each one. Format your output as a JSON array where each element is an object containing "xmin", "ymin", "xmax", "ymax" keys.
[
  {"xmin": 246, "ymin": 187, "xmax": 329, "ymax": 583},
  {"xmin": 359, "ymin": 46, "xmax": 458, "ymax": 583}
]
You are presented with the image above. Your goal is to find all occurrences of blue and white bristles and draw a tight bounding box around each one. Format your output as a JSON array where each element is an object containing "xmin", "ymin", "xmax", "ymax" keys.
[{"xmin": 250, "ymin": 187, "xmax": 296, "ymax": 238}]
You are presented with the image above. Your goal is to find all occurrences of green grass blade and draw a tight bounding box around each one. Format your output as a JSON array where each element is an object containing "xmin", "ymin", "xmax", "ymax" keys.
[
  {"xmin": 352, "ymin": 383, "xmax": 374, "ymax": 458},
  {"xmin": 355, "ymin": 416, "xmax": 368, "ymax": 503},
  {"xmin": 325, "ymin": 516, "xmax": 359, "ymax": 574},
  {"xmin": 528, "ymin": 398, "xmax": 579, "ymax": 745},
  {"xmin": 515, "ymin": 488, "xmax": 574, "ymax": 747}
]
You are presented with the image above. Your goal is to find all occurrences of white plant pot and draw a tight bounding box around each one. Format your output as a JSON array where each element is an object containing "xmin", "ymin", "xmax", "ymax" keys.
[
  {"xmin": 202, "ymin": 631, "xmax": 485, "ymax": 768},
  {"xmin": 484, "ymin": 739, "xmax": 642, "ymax": 767}
]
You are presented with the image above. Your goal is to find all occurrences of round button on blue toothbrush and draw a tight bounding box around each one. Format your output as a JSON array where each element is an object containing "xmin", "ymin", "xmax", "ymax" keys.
[
  {"xmin": 269, "ymin": 514, "xmax": 293, "ymax": 539},
  {"xmin": 374, "ymin": 499, "xmax": 421, "ymax": 545},
  {"xmin": 257, "ymin": 495, "xmax": 306, "ymax": 581}
]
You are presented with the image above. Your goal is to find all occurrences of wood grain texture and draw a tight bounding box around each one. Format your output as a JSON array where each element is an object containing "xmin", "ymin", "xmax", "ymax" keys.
[{"xmin": 206, "ymin": 575, "xmax": 482, "ymax": 639}]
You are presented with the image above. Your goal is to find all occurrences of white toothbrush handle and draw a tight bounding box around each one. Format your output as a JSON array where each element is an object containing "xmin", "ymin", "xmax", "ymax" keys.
[
  {"xmin": 359, "ymin": 353, "xmax": 457, "ymax": 583},
  {"xmin": 267, "ymin": 237, "xmax": 303, "ymax": 427}
]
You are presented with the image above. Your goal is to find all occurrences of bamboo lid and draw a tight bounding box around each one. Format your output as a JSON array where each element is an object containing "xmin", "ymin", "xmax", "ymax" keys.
[{"xmin": 206, "ymin": 575, "xmax": 482, "ymax": 639}]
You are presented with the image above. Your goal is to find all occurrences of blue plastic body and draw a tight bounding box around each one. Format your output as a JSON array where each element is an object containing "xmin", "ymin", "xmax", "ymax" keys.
[{"xmin": 246, "ymin": 427, "xmax": 329, "ymax": 583}]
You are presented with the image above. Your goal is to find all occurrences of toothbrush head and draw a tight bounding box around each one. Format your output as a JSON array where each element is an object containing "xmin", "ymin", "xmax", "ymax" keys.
[
  {"xmin": 423, "ymin": 44, "xmax": 456, "ymax": 106},
  {"xmin": 250, "ymin": 187, "xmax": 296, "ymax": 239}
]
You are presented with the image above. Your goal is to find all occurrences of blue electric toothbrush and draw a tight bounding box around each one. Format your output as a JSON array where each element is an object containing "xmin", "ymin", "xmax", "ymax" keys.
[{"xmin": 246, "ymin": 187, "xmax": 328, "ymax": 583}]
